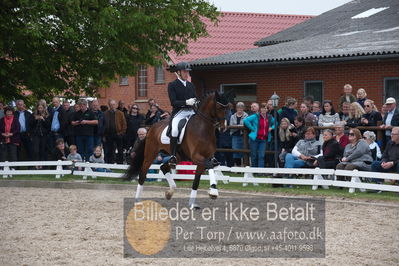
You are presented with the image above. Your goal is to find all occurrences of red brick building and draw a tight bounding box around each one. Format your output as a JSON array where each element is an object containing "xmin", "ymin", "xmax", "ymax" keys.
[
  {"xmin": 97, "ymin": 11, "xmax": 312, "ymax": 111},
  {"xmin": 189, "ymin": 0, "xmax": 399, "ymax": 110}
]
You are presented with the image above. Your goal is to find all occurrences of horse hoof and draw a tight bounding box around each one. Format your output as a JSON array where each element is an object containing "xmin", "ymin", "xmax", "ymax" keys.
[
  {"xmin": 165, "ymin": 189, "xmax": 174, "ymax": 200},
  {"xmin": 208, "ymin": 187, "xmax": 219, "ymax": 200}
]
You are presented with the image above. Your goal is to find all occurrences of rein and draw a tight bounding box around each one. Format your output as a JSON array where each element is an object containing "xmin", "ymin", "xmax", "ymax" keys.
[{"xmin": 195, "ymin": 100, "xmax": 228, "ymax": 126}]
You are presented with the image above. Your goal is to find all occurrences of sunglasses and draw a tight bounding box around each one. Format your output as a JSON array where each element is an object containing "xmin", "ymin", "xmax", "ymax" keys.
[
  {"xmin": 365, "ymin": 105, "xmax": 371, "ymax": 107},
  {"xmin": 349, "ymin": 133, "xmax": 355, "ymax": 136},
  {"xmin": 132, "ymin": 107, "xmax": 139, "ymax": 110}
]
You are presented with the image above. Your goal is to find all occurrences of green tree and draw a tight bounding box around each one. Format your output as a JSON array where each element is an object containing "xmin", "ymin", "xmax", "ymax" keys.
[{"xmin": 0, "ymin": 0, "xmax": 219, "ymax": 103}]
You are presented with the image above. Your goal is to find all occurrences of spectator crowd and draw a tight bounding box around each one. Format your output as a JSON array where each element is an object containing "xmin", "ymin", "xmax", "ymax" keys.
[{"xmin": 1, "ymin": 84, "xmax": 398, "ymax": 188}]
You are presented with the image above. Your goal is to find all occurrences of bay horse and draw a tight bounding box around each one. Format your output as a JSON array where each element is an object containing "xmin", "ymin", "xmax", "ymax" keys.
[{"xmin": 123, "ymin": 91, "xmax": 230, "ymax": 208}]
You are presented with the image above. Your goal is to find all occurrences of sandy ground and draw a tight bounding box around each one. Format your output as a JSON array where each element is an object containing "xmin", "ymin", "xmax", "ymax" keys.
[{"xmin": 0, "ymin": 185, "xmax": 398, "ymax": 266}]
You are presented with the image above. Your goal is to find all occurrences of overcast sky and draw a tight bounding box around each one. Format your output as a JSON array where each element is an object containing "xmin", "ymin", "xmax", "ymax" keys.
[{"xmin": 209, "ymin": 0, "xmax": 353, "ymax": 15}]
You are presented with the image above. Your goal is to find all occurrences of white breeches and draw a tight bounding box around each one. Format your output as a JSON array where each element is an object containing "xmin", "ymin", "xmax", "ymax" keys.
[{"xmin": 171, "ymin": 109, "xmax": 195, "ymax": 137}]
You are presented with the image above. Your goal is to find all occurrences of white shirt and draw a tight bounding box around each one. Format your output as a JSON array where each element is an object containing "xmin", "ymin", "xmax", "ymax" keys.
[{"xmin": 178, "ymin": 78, "xmax": 187, "ymax": 87}]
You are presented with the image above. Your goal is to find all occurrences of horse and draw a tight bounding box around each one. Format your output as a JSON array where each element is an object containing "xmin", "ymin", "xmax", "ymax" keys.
[{"xmin": 123, "ymin": 91, "xmax": 231, "ymax": 208}]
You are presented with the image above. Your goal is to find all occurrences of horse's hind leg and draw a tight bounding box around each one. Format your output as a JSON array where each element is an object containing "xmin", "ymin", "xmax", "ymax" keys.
[
  {"xmin": 135, "ymin": 156, "xmax": 156, "ymax": 202},
  {"xmin": 160, "ymin": 163, "xmax": 176, "ymax": 200},
  {"xmin": 208, "ymin": 168, "xmax": 219, "ymax": 199}
]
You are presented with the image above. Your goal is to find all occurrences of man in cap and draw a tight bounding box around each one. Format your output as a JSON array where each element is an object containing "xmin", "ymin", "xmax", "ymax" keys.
[
  {"xmin": 167, "ymin": 62, "xmax": 197, "ymax": 165},
  {"xmin": 381, "ymin": 97, "xmax": 399, "ymax": 149}
]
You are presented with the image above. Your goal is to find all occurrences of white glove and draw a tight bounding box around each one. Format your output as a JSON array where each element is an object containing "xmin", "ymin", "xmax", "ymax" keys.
[{"xmin": 185, "ymin": 98, "xmax": 196, "ymax": 106}]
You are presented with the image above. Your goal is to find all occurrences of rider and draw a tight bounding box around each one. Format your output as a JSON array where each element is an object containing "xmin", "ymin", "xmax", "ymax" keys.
[{"xmin": 167, "ymin": 62, "xmax": 197, "ymax": 165}]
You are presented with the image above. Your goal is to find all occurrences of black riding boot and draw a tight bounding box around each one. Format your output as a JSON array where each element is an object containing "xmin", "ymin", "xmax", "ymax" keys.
[{"xmin": 168, "ymin": 137, "xmax": 178, "ymax": 165}]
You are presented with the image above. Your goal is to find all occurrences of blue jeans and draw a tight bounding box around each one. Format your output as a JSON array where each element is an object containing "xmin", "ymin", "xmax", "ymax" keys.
[
  {"xmin": 371, "ymin": 161, "xmax": 399, "ymax": 183},
  {"xmin": 75, "ymin": 135, "xmax": 94, "ymax": 162},
  {"xmin": 232, "ymin": 135, "xmax": 244, "ymax": 159},
  {"xmin": 284, "ymin": 153, "xmax": 306, "ymax": 168},
  {"xmin": 249, "ymin": 139, "xmax": 266, "ymax": 167}
]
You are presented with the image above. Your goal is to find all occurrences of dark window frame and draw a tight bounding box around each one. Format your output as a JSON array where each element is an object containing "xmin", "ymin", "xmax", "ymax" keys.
[
  {"xmin": 137, "ymin": 65, "xmax": 147, "ymax": 97},
  {"xmin": 119, "ymin": 76, "xmax": 129, "ymax": 86},
  {"xmin": 154, "ymin": 65, "xmax": 165, "ymax": 84},
  {"xmin": 384, "ymin": 77, "xmax": 399, "ymax": 102},
  {"xmin": 304, "ymin": 80, "xmax": 324, "ymax": 103}
]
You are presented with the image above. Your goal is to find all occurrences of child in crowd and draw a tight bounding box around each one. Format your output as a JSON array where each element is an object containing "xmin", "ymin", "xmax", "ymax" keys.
[
  {"xmin": 67, "ymin": 145, "xmax": 82, "ymax": 172},
  {"xmin": 339, "ymin": 84, "xmax": 356, "ymax": 112},
  {"xmin": 89, "ymin": 146, "xmax": 111, "ymax": 172}
]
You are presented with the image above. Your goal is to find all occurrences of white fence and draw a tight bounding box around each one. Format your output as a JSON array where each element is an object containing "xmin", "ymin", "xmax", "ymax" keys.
[{"xmin": 1, "ymin": 160, "xmax": 398, "ymax": 194}]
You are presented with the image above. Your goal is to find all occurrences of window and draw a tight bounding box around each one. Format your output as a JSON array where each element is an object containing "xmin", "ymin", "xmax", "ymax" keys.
[
  {"xmin": 119, "ymin": 76, "xmax": 128, "ymax": 86},
  {"xmin": 304, "ymin": 81, "xmax": 323, "ymax": 103},
  {"xmin": 384, "ymin": 78, "xmax": 399, "ymax": 102},
  {"xmin": 155, "ymin": 65, "xmax": 164, "ymax": 84},
  {"xmin": 137, "ymin": 65, "xmax": 147, "ymax": 97}
]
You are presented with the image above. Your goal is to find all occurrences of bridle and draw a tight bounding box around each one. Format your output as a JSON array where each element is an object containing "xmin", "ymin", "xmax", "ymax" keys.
[{"xmin": 195, "ymin": 99, "xmax": 228, "ymax": 126}]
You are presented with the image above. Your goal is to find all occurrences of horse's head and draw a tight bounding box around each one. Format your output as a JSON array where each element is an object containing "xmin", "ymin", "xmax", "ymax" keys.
[{"xmin": 197, "ymin": 90, "xmax": 233, "ymax": 129}]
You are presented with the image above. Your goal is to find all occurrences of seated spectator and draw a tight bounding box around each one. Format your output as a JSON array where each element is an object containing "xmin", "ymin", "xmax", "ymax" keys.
[
  {"xmin": 371, "ymin": 127, "xmax": 399, "ymax": 177},
  {"xmin": 278, "ymin": 97, "xmax": 298, "ymax": 124},
  {"xmin": 299, "ymin": 103, "xmax": 316, "ymax": 126},
  {"xmin": 89, "ymin": 146, "xmax": 111, "ymax": 172},
  {"xmin": 339, "ymin": 101, "xmax": 351, "ymax": 122},
  {"xmin": 244, "ymin": 103, "xmax": 274, "ymax": 168},
  {"xmin": 339, "ymin": 84, "xmax": 356, "ymax": 112},
  {"xmin": 334, "ymin": 121, "xmax": 349, "ymax": 151},
  {"xmin": 153, "ymin": 151, "xmax": 171, "ymax": 166},
  {"xmin": 67, "ymin": 145, "xmax": 83, "ymax": 167},
  {"xmin": 230, "ymin": 102, "xmax": 248, "ymax": 166},
  {"xmin": 312, "ymin": 101, "xmax": 322, "ymax": 119},
  {"xmin": 314, "ymin": 129, "xmax": 342, "ymax": 169},
  {"xmin": 0, "ymin": 106, "xmax": 20, "ymax": 162},
  {"xmin": 336, "ymin": 128, "xmax": 373, "ymax": 173},
  {"xmin": 129, "ymin": 128, "xmax": 147, "ymax": 163},
  {"xmin": 361, "ymin": 99, "xmax": 382, "ymax": 127},
  {"xmin": 277, "ymin": 118, "xmax": 297, "ymax": 166},
  {"xmin": 52, "ymin": 138, "xmax": 68, "ymax": 161},
  {"xmin": 291, "ymin": 116, "xmax": 306, "ymax": 140},
  {"xmin": 284, "ymin": 127, "xmax": 321, "ymax": 170},
  {"xmin": 363, "ymin": 131, "xmax": 382, "ymax": 160},
  {"xmin": 356, "ymin": 88, "xmax": 368, "ymax": 108},
  {"xmin": 346, "ymin": 102, "xmax": 365, "ymax": 128}
]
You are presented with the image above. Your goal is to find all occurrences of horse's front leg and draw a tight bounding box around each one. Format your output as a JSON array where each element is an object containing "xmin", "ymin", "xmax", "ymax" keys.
[
  {"xmin": 160, "ymin": 163, "xmax": 176, "ymax": 200},
  {"xmin": 208, "ymin": 168, "xmax": 219, "ymax": 199},
  {"xmin": 189, "ymin": 164, "xmax": 205, "ymax": 209}
]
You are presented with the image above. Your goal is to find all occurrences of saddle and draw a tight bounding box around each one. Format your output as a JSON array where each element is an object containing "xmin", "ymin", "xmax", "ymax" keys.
[{"xmin": 161, "ymin": 115, "xmax": 193, "ymax": 144}]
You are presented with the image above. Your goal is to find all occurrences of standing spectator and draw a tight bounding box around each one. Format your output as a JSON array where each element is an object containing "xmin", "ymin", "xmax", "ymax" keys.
[
  {"xmin": 381, "ymin": 97, "xmax": 399, "ymax": 149},
  {"xmin": 356, "ymin": 88, "xmax": 368, "ymax": 108},
  {"xmin": 346, "ymin": 102, "xmax": 365, "ymax": 128},
  {"xmin": 63, "ymin": 101, "xmax": 75, "ymax": 146},
  {"xmin": 14, "ymin": 99, "xmax": 33, "ymax": 161},
  {"xmin": 299, "ymin": 103, "xmax": 316, "ymax": 126},
  {"xmin": 361, "ymin": 99, "xmax": 382, "ymax": 127},
  {"xmin": 117, "ymin": 100, "xmax": 128, "ymax": 117},
  {"xmin": 292, "ymin": 116, "xmax": 306, "ymax": 140},
  {"xmin": 244, "ymin": 103, "xmax": 274, "ymax": 168},
  {"xmin": 284, "ymin": 127, "xmax": 321, "ymax": 170},
  {"xmin": 277, "ymin": 118, "xmax": 297, "ymax": 166},
  {"xmin": 339, "ymin": 84, "xmax": 356, "ymax": 112},
  {"xmin": 52, "ymin": 138, "xmax": 68, "ymax": 161},
  {"xmin": 363, "ymin": 131, "xmax": 382, "ymax": 160},
  {"xmin": 336, "ymin": 128, "xmax": 373, "ymax": 172},
  {"xmin": 312, "ymin": 101, "xmax": 322, "ymax": 119},
  {"xmin": 31, "ymin": 103, "xmax": 51, "ymax": 165},
  {"xmin": 314, "ymin": 129, "xmax": 342, "ymax": 169},
  {"xmin": 266, "ymin": 99, "xmax": 274, "ymax": 116},
  {"xmin": 0, "ymin": 102, "xmax": 4, "ymax": 119},
  {"xmin": 334, "ymin": 121, "xmax": 349, "ymax": 151},
  {"xmin": 371, "ymin": 127, "xmax": 399, "ymax": 176},
  {"xmin": 146, "ymin": 98, "xmax": 164, "ymax": 118},
  {"xmin": 265, "ymin": 99, "xmax": 276, "ymax": 167},
  {"xmin": 248, "ymin": 102, "xmax": 259, "ymax": 116},
  {"xmin": 303, "ymin": 96, "xmax": 314, "ymax": 108},
  {"xmin": 381, "ymin": 104, "xmax": 388, "ymax": 120},
  {"xmin": 48, "ymin": 97, "xmax": 66, "ymax": 145},
  {"xmin": 339, "ymin": 101, "xmax": 351, "ymax": 122},
  {"xmin": 90, "ymin": 100, "xmax": 104, "ymax": 147},
  {"xmin": 0, "ymin": 107, "xmax": 20, "ymax": 162},
  {"xmin": 71, "ymin": 99, "xmax": 98, "ymax": 161},
  {"xmin": 229, "ymin": 102, "xmax": 248, "ymax": 166},
  {"xmin": 103, "ymin": 99, "xmax": 127, "ymax": 164},
  {"xmin": 277, "ymin": 97, "xmax": 298, "ymax": 124},
  {"xmin": 318, "ymin": 100, "xmax": 340, "ymax": 143},
  {"xmin": 145, "ymin": 105, "xmax": 162, "ymax": 126},
  {"xmin": 126, "ymin": 104, "xmax": 145, "ymax": 150}
]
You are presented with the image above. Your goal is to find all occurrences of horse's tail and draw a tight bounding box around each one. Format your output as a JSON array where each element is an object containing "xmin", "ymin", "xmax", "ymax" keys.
[{"xmin": 123, "ymin": 139, "xmax": 146, "ymax": 181}]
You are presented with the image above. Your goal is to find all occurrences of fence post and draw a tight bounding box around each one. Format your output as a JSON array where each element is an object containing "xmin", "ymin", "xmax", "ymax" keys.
[
  {"xmin": 312, "ymin": 168, "xmax": 329, "ymax": 190},
  {"xmin": 2, "ymin": 161, "xmax": 10, "ymax": 178},
  {"xmin": 349, "ymin": 169, "xmax": 365, "ymax": 193},
  {"xmin": 55, "ymin": 160, "xmax": 62, "ymax": 179},
  {"xmin": 82, "ymin": 162, "xmax": 95, "ymax": 180}
]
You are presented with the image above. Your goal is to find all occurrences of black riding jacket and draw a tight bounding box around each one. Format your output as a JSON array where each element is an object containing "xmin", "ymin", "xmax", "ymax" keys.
[{"xmin": 167, "ymin": 79, "xmax": 196, "ymax": 115}]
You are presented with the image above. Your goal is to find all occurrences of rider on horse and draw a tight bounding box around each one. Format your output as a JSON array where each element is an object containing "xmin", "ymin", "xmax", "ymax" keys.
[{"xmin": 167, "ymin": 62, "xmax": 197, "ymax": 165}]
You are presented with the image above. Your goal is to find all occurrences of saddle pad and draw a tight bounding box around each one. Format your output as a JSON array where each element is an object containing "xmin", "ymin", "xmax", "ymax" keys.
[{"xmin": 160, "ymin": 120, "xmax": 190, "ymax": 144}]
